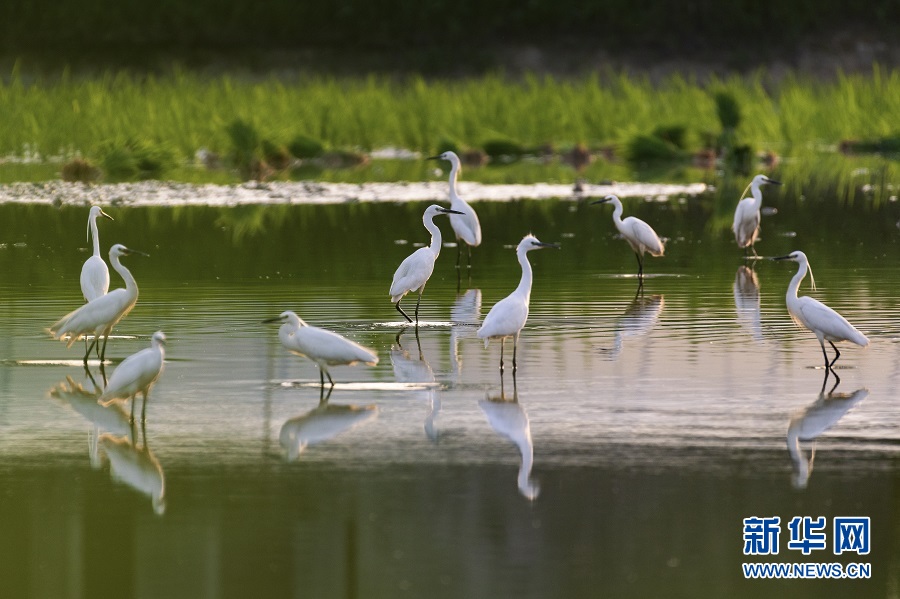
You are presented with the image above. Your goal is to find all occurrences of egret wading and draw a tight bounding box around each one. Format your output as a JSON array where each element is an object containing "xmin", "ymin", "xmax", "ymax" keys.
[
  {"xmin": 477, "ymin": 234, "xmax": 560, "ymax": 371},
  {"xmin": 773, "ymin": 251, "xmax": 868, "ymax": 371},
  {"xmin": 50, "ymin": 244, "xmax": 147, "ymax": 364},
  {"xmin": 100, "ymin": 331, "xmax": 166, "ymax": 423},
  {"xmin": 264, "ymin": 310, "xmax": 378, "ymax": 387},
  {"xmin": 593, "ymin": 195, "xmax": 664, "ymax": 280},
  {"xmin": 733, "ymin": 174, "xmax": 781, "ymax": 256},
  {"xmin": 428, "ymin": 151, "xmax": 482, "ymax": 269},
  {"xmin": 81, "ymin": 206, "xmax": 115, "ymax": 302},
  {"xmin": 389, "ymin": 204, "xmax": 463, "ymax": 324}
]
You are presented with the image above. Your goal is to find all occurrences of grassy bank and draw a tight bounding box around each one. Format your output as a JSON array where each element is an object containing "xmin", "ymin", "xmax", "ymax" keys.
[{"xmin": 2, "ymin": 67, "xmax": 898, "ymax": 160}]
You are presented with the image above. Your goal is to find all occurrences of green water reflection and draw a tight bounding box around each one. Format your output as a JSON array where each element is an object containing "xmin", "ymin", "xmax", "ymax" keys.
[{"xmin": 0, "ymin": 186, "xmax": 898, "ymax": 597}]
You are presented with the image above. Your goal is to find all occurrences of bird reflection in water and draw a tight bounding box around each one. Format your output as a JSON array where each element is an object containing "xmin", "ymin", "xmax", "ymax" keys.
[
  {"xmin": 787, "ymin": 373, "xmax": 868, "ymax": 489},
  {"xmin": 450, "ymin": 288, "xmax": 481, "ymax": 384},
  {"xmin": 479, "ymin": 373, "xmax": 539, "ymax": 500},
  {"xmin": 392, "ymin": 327, "xmax": 440, "ymax": 442},
  {"xmin": 100, "ymin": 419, "xmax": 166, "ymax": 515},
  {"xmin": 279, "ymin": 386, "xmax": 378, "ymax": 461},
  {"xmin": 733, "ymin": 265, "xmax": 763, "ymax": 342},
  {"xmin": 601, "ymin": 289, "xmax": 664, "ymax": 359},
  {"xmin": 48, "ymin": 366, "xmax": 130, "ymax": 469}
]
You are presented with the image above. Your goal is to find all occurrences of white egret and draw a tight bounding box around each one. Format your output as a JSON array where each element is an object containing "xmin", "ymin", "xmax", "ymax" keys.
[
  {"xmin": 477, "ymin": 234, "xmax": 559, "ymax": 371},
  {"xmin": 733, "ymin": 174, "xmax": 781, "ymax": 256},
  {"xmin": 80, "ymin": 206, "xmax": 115, "ymax": 302},
  {"xmin": 428, "ymin": 151, "xmax": 482, "ymax": 268},
  {"xmin": 389, "ymin": 204, "xmax": 463, "ymax": 323},
  {"xmin": 264, "ymin": 310, "xmax": 378, "ymax": 387},
  {"xmin": 773, "ymin": 251, "xmax": 869, "ymax": 370},
  {"xmin": 100, "ymin": 331, "xmax": 167, "ymax": 423},
  {"xmin": 50, "ymin": 244, "xmax": 147, "ymax": 363},
  {"xmin": 592, "ymin": 195, "xmax": 664, "ymax": 279}
]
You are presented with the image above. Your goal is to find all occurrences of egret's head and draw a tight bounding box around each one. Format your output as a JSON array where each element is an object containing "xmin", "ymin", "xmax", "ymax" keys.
[
  {"xmin": 109, "ymin": 244, "xmax": 148, "ymax": 259},
  {"xmin": 425, "ymin": 204, "xmax": 464, "ymax": 217},
  {"xmin": 591, "ymin": 194, "xmax": 619, "ymax": 206},
  {"xmin": 89, "ymin": 205, "xmax": 114, "ymax": 221},
  {"xmin": 427, "ymin": 150, "xmax": 460, "ymax": 164},
  {"xmin": 263, "ymin": 310, "xmax": 302, "ymax": 326},
  {"xmin": 753, "ymin": 174, "xmax": 782, "ymax": 187},
  {"xmin": 151, "ymin": 331, "xmax": 167, "ymax": 346},
  {"xmin": 772, "ymin": 250, "xmax": 806, "ymax": 263},
  {"xmin": 518, "ymin": 233, "xmax": 561, "ymax": 252}
]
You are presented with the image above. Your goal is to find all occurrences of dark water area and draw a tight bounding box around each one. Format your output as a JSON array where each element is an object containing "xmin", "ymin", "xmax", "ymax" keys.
[{"xmin": 0, "ymin": 189, "xmax": 898, "ymax": 597}]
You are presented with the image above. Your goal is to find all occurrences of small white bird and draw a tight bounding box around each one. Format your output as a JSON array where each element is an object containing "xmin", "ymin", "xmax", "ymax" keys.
[
  {"xmin": 428, "ymin": 151, "xmax": 482, "ymax": 268},
  {"xmin": 80, "ymin": 206, "xmax": 115, "ymax": 302},
  {"xmin": 264, "ymin": 310, "xmax": 378, "ymax": 387},
  {"xmin": 389, "ymin": 204, "xmax": 463, "ymax": 323},
  {"xmin": 773, "ymin": 251, "xmax": 869, "ymax": 370},
  {"xmin": 50, "ymin": 244, "xmax": 147, "ymax": 363},
  {"xmin": 733, "ymin": 174, "xmax": 781, "ymax": 255},
  {"xmin": 593, "ymin": 194, "xmax": 665, "ymax": 279},
  {"xmin": 477, "ymin": 234, "xmax": 559, "ymax": 371},
  {"xmin": 100, "ymin": 331, "xmax": 167, "ymax": 423}
]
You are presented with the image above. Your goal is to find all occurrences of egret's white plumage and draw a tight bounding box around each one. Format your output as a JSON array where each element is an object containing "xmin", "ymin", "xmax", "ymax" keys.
[
  {"xmin": 733, "ymin": 174, "xmax": 781, "ymax": 254},
  {"xmin": 50, "ymin": 244, "xmax": 146, "ymax": 362},
  {"xmin": 265, "ymin": 310, "xmax": 378, "ymax": 386},
  {"xmin": 100, "ymin": 331, "xmax": 167, "ymax": 422},
  {"xmin": 774, "ymin": 251, "xmax": 868, "ymax": 369},
  {"xmin": 477, "ymin": 234, "xmax": 559, "ymax": 371},
  {"xmin": 80, "ymin": 206, "xmax": 114, "ymax": 302},
  {"xmin": 593, "ymin": 195, "xmax": 664, "ymax": 278},
  {"xmin": 389, "ymin": 204, "xmax": 463, "ymax": 323},
  {"xmin": 429, "ymin": 151, "xmax": 482, "ymax": 268},
  {"xmin": 787, "ymin": 386, "xmax": 868, "ymax": 489}
]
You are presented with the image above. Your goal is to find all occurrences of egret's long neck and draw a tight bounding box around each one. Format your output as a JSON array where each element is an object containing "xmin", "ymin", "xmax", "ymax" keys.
[
  {"xmin": 90, "ymin": 216, "xmax": 101, "ymax": 257},
  {"xmin": 447, "ymin": 159, "xmax": 461, "ymax": 199},
  {"xmin": 610, "ymin": 200, "xmax": 625, "ymax": 228},
  {"xmin": 786, "ymin": 425, "xmax": 810, "ymax": 487},
  {"xmin": 515, "ymin": 248, "xmax": 534, "ymax": 299},
  {"xmin": 787, "ymin": 259, "xmax": 807, "ymax": 302},
  {"xmin": 749, "ymin": 182, "xmax": 764, "ymax": 209},
  {"xmin": 517, "ymin": 431, "xmax": 535, "ymax": 497},
  {"xmin": 425, "ymin": 214, "xmax": 443, "ymax": 256},
  {"xmin": 110, "ymin": 254, "xmax": 137, "ymax": 293}
]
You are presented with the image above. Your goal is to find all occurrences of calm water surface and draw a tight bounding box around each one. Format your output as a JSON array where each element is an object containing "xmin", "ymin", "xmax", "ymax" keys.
[{"xmin": 0, "ymin": 192, "xmax": 898, "ymax": 597}]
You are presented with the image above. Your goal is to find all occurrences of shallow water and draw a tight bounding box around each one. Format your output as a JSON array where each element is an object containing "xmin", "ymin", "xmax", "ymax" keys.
[{"xmin": 0, "ymin": 192, "xmax": 898, "ymax": 597}]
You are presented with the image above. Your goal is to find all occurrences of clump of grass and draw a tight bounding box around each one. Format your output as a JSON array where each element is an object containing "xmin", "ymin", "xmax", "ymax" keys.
[
  {"xmin": 288, "ymin": 134, "xmax": 325, "ymax": 159},
  {"xmin": 626, "ymin": 134, "xmax": 685, "ymax": 163},
  {"xmin": 261, "ymin": 139, "xmax": 292, "ymax": 170},
  {"xmin": 651, "ymin": 124, "xmax": 689, "ymax": 150},
  {"xmin": 97, "ymin": 139, "xmax": 175, "ymax": 179},
  {"xmin": 482, "ymin": 137, "xmax": 528, "ymax": 160},
  {"xmin": 61, "ymin": 157, "xmax": 101, "ymax": 183}
]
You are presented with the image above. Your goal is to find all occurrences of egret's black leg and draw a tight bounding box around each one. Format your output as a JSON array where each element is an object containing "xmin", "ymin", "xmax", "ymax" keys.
[
  {"xmin": 100, "ymin": 334, "xmax": 110, "ymax": 364},
  {"xmin": 819, "ymin": 340, "xmax": 830, "ymax": 370},
  {"xmin": 130, "ymin": 393, "xmax": 137, "ymax": 423},
  {"xmin": 499, "ymin": 338, "xmax": 505, "ymax": 372},
  {"xmin": 83, "ymin": 338, "xmax": 97, "ymax": 364},
  {"xmin": 828, "ymin": 341, "xmax": 841, "ymax": 369},
  {"xmin": 395, "ymin": 329, "xmax": 404, "ymax": 347},
  {"xmin": 512, "ymin": 335, "xmax": 518, "ymax": 372},
  {"xmin": 395, "ymin": 300, "xmax": 413, "ymax": 323},
  {"xmin": 635, "ymin": 252, "xmax": 644, "ymax": 279},
  {"xmin": 326, "ymin": 370, "xmax": 335, "ymax": 388},
  {"xmin": 414, "ymin": 293, "xmax": 422, "ymax": 323},
  {"xmin": 456, "ymin": 243, "xmax": 461, "ymax": 269},
  {"xmin": 141, "ymin": 391, "xmax": 148, "ymax": 423},
  {"xmin": 320, "ymin": 369, "xmax": 325, "ymax": 388},
  {"xmin": 467, "ymin": 245, "xmax": 472, "ymax": 270}
]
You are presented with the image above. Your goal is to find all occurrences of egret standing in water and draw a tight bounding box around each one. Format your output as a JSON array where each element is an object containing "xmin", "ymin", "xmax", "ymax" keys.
[
  {"xmin": 50, "ymin": 244, "xmax": 147, "ymax": 364},
  {"xmin": 100, "ymin": 331, "xmax": 167, "ymax": 423},
  {"xmin": 389, "ymin": 204, "xmax": 463, "ymax": 324},
  {"xmin": 478, "ymin": 234, "xmax": 559, "ymax": 371},
  {"xmin": 428, "ymin": 151, "xmax": 482, "ymax": 269},
  {"xmin": 733, "ymin": 174, "xmax": 781, "ymax": 256},
  {"xmin": 773, "ymin": 250, "xmax": 868, "ymax": 371},
  {"xmin": 80, "ymin": 206, "xmax": 115, "ymax": 302},
  {"xmin": 264, "ymin": 310, "xmax": 378, "ymax": 387},
  {"xmin": 592, "ymin": 195, "xmax": 664, "ymax": 280}
]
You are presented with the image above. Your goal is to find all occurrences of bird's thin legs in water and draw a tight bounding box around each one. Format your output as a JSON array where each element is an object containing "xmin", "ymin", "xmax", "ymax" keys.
[
  {"xmin": 319, "ymin": 384, "xmax": 334, "ymax": 404},
  {"xmin": 140, "ymin": 391, "xmax": 148, "ymax": 423},
  {"xmin": 325, "ymin": 370, "xmax": 335, "ymax": 388},
  {"xmin": 395, "ymin": 300, "xmax": 413, "ymax": 323},
  {"xmin": 100, "ymin": 334, "xmax": 110, "ymax": 364},
  {"xmin": 512, "ymin": 334, "xmax": 519, "ymax": 372},
  {"xmin": 828, "ymin": 341, "xmax": 841, "ymax": 369},
  {"xmin": 635, "ymin": 252, "xmax": 644, "ymax": 279},
  {"xmin": 467, "ymin": 245, "xmax": 473, "ymax": 270},
  {"xmin": 414, "ymin": 293, "xmax": 422, "ymax": 323},
  {"xmin": 320, "ymin": 369, "xmax": 325, "ymax": 388},
  {"xmin": 499, "ymin": 338, "xmax": 505, "ymax": 372},
  {"xmin": 83, "ymin": 338, "xmax": 97, "ymax": 365},
  {"xmin": 99, "ymin": 361, "xmax": 108, "ymax": 386},
  {"xmin": 820, "ymin": 368, "xmax": 841, "ymax": 396},
  {"xmin": 456, "ymin": 243, "xmax": 461, "ymax": 269}
]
